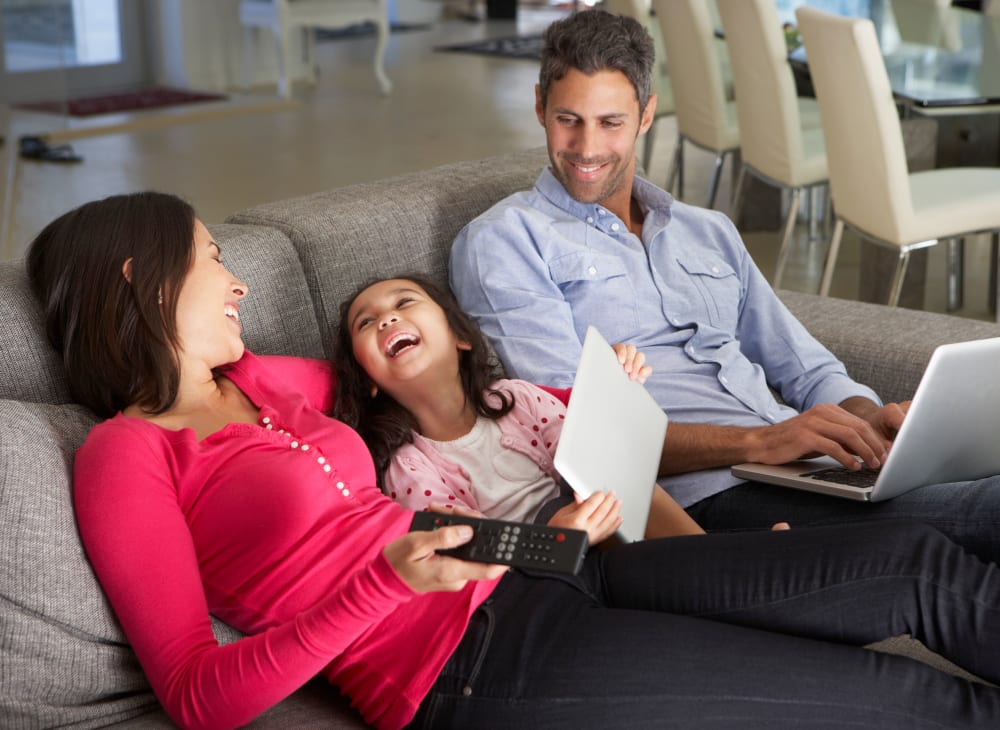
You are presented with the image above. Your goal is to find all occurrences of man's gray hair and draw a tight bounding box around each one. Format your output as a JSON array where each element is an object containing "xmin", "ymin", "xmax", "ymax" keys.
[{"xmin": 539, "ymin": 9, "xmax": 655, "ymax": 113}]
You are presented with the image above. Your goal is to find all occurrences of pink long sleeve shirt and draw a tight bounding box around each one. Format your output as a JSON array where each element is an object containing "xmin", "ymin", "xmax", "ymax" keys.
[{"xmin": 73, "ymin": 352, "xmax": 500, "ymax": 730}]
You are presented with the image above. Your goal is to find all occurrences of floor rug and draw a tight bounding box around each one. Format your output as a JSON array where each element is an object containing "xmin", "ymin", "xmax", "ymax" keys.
[
  {"xmin": 435, "ymin": 34, "xmax": 542, "ymax": 60},
  {"xmin": 316, "ymin": 21, "xmax": 432, "ymax": 41},
  {"xmin": 15, "ymin": 87, "xmax": 227, "ymax": 118}
]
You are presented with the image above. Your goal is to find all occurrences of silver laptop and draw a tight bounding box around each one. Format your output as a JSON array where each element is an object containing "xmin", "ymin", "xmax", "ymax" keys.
[
  {"xmin": 553, "ymin": 326, "xmax": 668, "ymax": 542},
  {"xmin": 732, "ymin": 337, "xmax": 1000, "ymax": 502}
]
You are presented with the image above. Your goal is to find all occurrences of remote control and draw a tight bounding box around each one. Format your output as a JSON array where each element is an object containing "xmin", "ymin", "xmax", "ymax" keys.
[{"xmin": 409, "ymin": 511, "xmax": 588, "ymax": 575}]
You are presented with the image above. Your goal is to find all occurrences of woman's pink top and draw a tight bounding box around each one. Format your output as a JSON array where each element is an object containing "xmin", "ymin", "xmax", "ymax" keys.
[{"xmin": 73, "ymin": 352, "xmax": 499, "ymax": 730}]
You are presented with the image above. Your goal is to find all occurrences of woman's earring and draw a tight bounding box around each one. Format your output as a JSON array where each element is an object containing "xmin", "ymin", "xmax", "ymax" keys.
[{"xmin": 157, "ymin": 290, "xmax": 164, "ymax": 305}]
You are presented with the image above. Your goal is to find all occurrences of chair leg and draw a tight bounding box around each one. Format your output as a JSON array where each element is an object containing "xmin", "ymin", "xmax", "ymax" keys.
[
  {"xmin": 373, "ymin": 16, "xmax": 392, "ymax": 95},
  {"xmin": 642, "ymin": 120, "xmax": 658, "ymax": 175},
  {"xmin": 730, "ymin": 164, "xmax": 747, "ymax": 226},
  {"xmin": 272, "ymin": 23, "xmax": 293, "ymax": 98},
  {"xmin": 706, "ymin": 151, "xmax": 726, "ymax": 209},
  {"xmin": 773, "ymin": 187, "xmax": 801, "ymax": 289},
  {"xmin": 819, "ymin": 217, "xmax": 844, "ymax": 296},
  {"xmin": 946, "ymin": 237, "xmax": 964, "ymax": 312},
  {"xmin": 667, "ymin": 136, "xmax": 683, "ymax": 198},
  {"xmin": 242, "ymin": 26, "xmax": 257, "ymax": 91},
  {"xmin": 887, "ymin": 250, "xmax": 911, "ymax": 308},
  {"xmin": 990, "ymin": 232, "xmax": 999, "ymax": 320}
]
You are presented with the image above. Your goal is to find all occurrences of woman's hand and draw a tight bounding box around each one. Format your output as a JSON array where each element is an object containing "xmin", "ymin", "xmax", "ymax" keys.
[
  {"xmin": 611, "ymin": 343, "xmax": 652, "ymax": 383},
  {"xmin": 384, "ymin": 527, "xmax": 508, "ymax": 593},
  {"xmin": 549, "ymin": 491, "xmax": 623, "ymax": 545}
]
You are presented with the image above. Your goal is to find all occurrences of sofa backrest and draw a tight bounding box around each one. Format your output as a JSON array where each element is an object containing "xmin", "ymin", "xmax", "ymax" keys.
[{"xmin": 227, "ymin": 147, "xmax": 551, "ymax": 360}]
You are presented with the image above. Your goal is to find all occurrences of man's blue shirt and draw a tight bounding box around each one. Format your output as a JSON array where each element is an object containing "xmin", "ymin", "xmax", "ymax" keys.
[{"xmin": 450, "ymin": 167, "xmax": 880, "ymax": 507}]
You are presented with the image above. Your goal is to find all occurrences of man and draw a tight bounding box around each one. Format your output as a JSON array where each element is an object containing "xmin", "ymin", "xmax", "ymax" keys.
[{"xmin": 449, "ymin": 9, "xmax": 1000, "ymax": 562}]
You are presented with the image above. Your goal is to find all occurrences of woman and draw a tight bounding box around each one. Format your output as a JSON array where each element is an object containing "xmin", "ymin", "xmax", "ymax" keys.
[{"xmin": 28, "ymin": 192, "xmax": 1000, "ymax": 730}]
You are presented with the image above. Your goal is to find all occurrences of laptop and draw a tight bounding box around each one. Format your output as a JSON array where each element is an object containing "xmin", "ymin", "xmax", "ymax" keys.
[
  {"xmin": 732, "ymin": 337, "xmax": 1000, "ymax": 502},
  {"xmin": 553, "ymin": 326, "xmax": 668, "ymax": 542}
]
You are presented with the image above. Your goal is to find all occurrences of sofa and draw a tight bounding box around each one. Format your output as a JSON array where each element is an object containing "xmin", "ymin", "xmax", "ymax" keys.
[{"xmin": 3, "ymin": 147, "xmax": 999, "ymax": 729}]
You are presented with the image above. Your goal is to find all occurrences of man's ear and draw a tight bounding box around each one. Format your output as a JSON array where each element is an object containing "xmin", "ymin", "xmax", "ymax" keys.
[
  {"xmin": 535, "ymin": 84, "xmax": 545, "ymax": 127},
  {"xmin": 121, "ymin": 257, "xmax": 133, "ymax": 283},
  {"xmin": 639, "ymin": 94, "xmax": 657, "ymax": 136}
]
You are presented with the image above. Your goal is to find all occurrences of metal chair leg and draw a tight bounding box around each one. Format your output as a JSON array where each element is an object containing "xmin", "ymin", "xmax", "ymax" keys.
[
  {"xmin": 642, "ymin": 120, "xmax": 658, "ymax": 175},
  {"xmin": 730, "ymin": 164, "xmax": 746, "ymax": 225},
  {"xmin": 819, "ymin": 217, "xmax": 844, "ymax": 296},
  {"xmin": 706, "ymin": 151, "xmax": 726, "ymax": 209},
  {"xmin": 990, "ymin": 232, "xmax": 998, "ymax": 320},
  {"xmin": 773, "ymin": 187, "xmax": 801, "ymax": 289},
  {"xmin": 667, "ymin": 136, "xmax": 683, "ymax": 198},
  {"xmin": 946, "ymin": 237, "xmax": 964, "ymax": 312},
  {"xmin": 887, "ymin": 250, "xmax": 910, "ymax": 307}
]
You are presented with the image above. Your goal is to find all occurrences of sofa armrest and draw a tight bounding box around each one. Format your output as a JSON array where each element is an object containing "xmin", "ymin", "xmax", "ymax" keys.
[{"xmin": 778, "ymin": 290, "xmax": 1000, "ymax": 404}]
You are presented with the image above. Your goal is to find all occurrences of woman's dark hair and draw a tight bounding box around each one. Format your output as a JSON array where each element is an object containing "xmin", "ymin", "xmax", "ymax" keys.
[
  {"xmin": 26, "ymin": 192, "xmax": 196, "ymax": 418},
  {"xmin": 334, "ymin": 273, "xmax": 514, "ymax": 486},
  {"xmin": 538, "ymin": 8, "xmax": 655, "ymax": 115}
]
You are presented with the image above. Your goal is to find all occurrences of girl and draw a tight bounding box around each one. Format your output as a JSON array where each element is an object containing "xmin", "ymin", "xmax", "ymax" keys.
[{"xmin": 334, "ymin": 274, "xmax": 705, "ymax": 543}]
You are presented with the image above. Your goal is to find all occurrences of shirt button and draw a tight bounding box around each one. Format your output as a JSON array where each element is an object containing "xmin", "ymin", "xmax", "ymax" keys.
[
  {"xmin": 323, "ymin": 464, "xmax": 332, "ymax": 473},
  {"xmin": 588, "ymin": 266, "xmax": 597, "ymax": 275},
  {"xmin": 671, "ymin": 318, "xmax": 680, "ymax": 326},
  {"xmin": 336, "ymin": 481, "xmax": 345, "ymax": 490},
  {"xmin": 721, "ymin": 376, "xmax": 728, "ymax": 384},
  {"xmin": 686, "ymin": 346, "xmax": 694, "ymax": 355},
  {"xmin": 586, "ymin": 216, "xmax": 594, "ymax": 224},
  {"xmin": 711, "ymin": 266, "xmax": 720, "ymax": 274},
  {"xmin": 317, "ymin": 456, "xmax": 326, "ymax": 465},
  {"xmin": 610, "ymin": 223, "xmax": 620, "ymax": 232},
  {"xmin": 290, "ymin": 441, "xmax": 299, "ymax": 449},
  {"xmin": 597, "ymin": 209, "xmax": 606, "ymax": 216},
  {"xmin": 261, "ymin": 416, "xmax": 271, "ymax": 425}
]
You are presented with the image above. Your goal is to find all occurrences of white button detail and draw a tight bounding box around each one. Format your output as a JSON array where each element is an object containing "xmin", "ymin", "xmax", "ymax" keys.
[
  {"xmin": 711, "ymin": 266, "xmax": 720, "ymax": 274},
  {"xmin": 290, "ymin": 441, "xmax": 299, "ymax": 449},
  {"xmin": 301, "ymin": 444, "xmax": 310, "ymax": 451},
  {"xmin": 586, "ymin": 216, "xmax": 594, "ymax": 224},
  {"xmin": 317, "ymin": 456, "xmax": 326, "ymax": 465},
  {"xmin": 598, "ymin": 209, "xmax": 606, "ymax": 216},
  {"xmin": 588, "ymin": 266, "xmax": 597, "ymax": 275},
  {"xmin": 336, "ymin": 481, "xmax": 345, "ymax": 490},
  {"xmin": 610, "ymin": 223, "xmax": 620, "ymax": 232},
  {"xmin": 261, "ymin": 416, "xmax": 271, "ymax": 425},
  {"xmin": 721, "ymin": 376, "xmax": 728, "ymax": 384},
  {"xmin": 686, "ymin": 346, "xmax": 694, "ymax": 355},
  {"xmin": 323, "ymin": 464, "xmax": 332, "ymax": 473}
]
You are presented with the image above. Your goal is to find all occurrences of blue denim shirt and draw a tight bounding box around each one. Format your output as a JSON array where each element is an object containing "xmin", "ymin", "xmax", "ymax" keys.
[{"xmin": 450, "ymin": 168, "xmax": 881, "ymax": 507}]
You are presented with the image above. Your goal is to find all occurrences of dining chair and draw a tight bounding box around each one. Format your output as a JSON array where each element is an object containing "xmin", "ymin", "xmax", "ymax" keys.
[
  {"xmin": 602, "ymin": 0, "xmax": 675, "ymax": 175},
  {"xmin": 796, "ymin": 6, "xmax": 1000, "ymax": 308},
  {"xmin": 239, "ymin": 0, "xmax": 392, "ymax": 99},
  {"xmin": 716, "ymin": 0, "xmax": 828, "ymax": 288},
  {"xmin": 651, "ymin": 0, "xmax": 738, "ymax": 209}
]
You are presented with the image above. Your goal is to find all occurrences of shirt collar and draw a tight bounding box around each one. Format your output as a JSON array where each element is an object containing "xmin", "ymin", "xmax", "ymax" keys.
[{"xmin": 534, "ymin": 166, "xmax": 675, "ymax": 228}]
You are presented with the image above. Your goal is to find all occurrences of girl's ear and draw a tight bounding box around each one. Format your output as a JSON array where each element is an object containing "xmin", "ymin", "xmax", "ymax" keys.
[
  {"xmin": 121, "ymin": 257, "xmax": 133, "ymax": 283},
  {"xmin": 370, "ymin": 382, "xmax": 379, "ymax": 398},
  {"xmin": 457, "ymin": 340, "xmax": 473, "ymax": 352}
]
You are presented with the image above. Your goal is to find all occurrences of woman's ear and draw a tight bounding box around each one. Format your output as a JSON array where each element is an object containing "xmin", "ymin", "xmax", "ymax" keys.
[
  {"xmin": 457, "ymin": 340, "xmax": 473, "ymax": 352},
  {"xmin": 370, "ymin": 382, "xmax": 379, "ymax": 398},
  {"xmin": 121, "ymin": 257, "xmax": 133, "ymax": 283}
]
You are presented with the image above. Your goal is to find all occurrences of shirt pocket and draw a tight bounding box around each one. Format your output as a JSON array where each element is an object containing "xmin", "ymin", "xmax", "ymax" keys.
[
  {"xmin": 676, "ymin": 254, "xmax": 740, "ymax": 331},
  {"xmin": 548, "ymin": 251, "xmax": 639, "ymax": 343}
]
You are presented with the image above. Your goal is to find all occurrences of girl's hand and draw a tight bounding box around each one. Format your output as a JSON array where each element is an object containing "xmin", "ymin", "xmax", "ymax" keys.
[
  {"xmin": 611, "ymin": 343, "xmax": 652, "ymax": 383},
  {"xmin": 548, "ymin": 491, "xmax": 623, "ymax": 545},
  {"xmin": 383, "ymin": 528, "xmax": 508, "ymax": 593}
]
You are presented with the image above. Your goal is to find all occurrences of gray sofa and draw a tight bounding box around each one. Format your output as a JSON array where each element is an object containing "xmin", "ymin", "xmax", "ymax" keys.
[{"xmin": 3, "ymin": 147, "xmax": 999, "ymax": 729}]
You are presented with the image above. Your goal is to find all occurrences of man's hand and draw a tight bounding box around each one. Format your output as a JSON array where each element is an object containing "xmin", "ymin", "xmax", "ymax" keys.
[
  {"xmin": 384, "ymin": 527, "xmax": 508, "ymax": 593},
  {"xmin": 612, "ymin": 343, "xmax": 652, "ymax": 383},
  {"xmin": 549, "ymin": 491, "xmax": 623, "ymax": 545}
]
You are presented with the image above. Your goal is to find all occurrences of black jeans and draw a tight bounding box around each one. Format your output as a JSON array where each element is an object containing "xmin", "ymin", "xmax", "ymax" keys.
[{"xmin": 411, "ymin": 520, "xmax": 1000, "ymax": 729}]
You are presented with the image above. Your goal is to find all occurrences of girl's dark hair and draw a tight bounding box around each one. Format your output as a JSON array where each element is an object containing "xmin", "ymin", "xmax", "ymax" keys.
[
  {"xmin": 538, "ymin": 8, "xmax": 655, "ymax": 114},
  {"xmin": 26, "ymin": 192, "xmax": 196, "ymax": 418},
  {"xmin": 334, "ymin": 273, "xmax": 514, "ymax": 485}
]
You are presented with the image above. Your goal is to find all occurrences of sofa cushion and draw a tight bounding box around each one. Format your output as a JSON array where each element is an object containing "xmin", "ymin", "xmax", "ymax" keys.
[
  {"xmin": 0, "ymin": 263, "xmax": 73, "ymax": 405},
  {"xmin": 209, "ymin": 223, "xmax": 326, "ymax": 359},
  {"xmin": 227, "ymin": 147, "xmax": 551, "ymax": 360},
  {"xmin": 0, "ymin": 399, "xmax": 162, "ymax": 728}
]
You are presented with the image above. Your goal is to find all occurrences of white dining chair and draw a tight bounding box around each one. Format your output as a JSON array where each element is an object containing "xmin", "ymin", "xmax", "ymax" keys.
[
  {"xmin": 716, "ymin": 0, "xmax": 828, "ymax": 288},
  {"xmin": 652, "ymin": 0, "xmax": 738, "ymax": 209},
  {"xmin": 602, "ymin": 0, "xmax": 675, "ymax": 175},
  {"xmin": 796, "ymin": 6, "xmax": 1000, "ymax": 308},
  {"xmin": 239, "ymin": 0, "xmax": 392, "ymax": 99}
]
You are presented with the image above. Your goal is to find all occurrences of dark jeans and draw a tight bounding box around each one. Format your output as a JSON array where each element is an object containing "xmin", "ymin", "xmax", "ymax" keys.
[
  {"xmin": 411, "ymin": 521, "xmax": 1000, "ymax": 729},
  {"xmin": 687, "ymin": 477, "xmax": 1000, "ymax": 565}
]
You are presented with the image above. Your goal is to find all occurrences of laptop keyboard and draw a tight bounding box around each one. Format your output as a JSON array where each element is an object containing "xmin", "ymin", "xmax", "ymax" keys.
[{"xmin": 805, "ymin": 466, "xmax": 880, "ymax": 488}]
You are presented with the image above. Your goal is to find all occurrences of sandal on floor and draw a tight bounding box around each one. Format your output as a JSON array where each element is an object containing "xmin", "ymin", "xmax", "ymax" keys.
[{"xmin": 19, "ymin": 135, "xmax": 83, "ymax": 163}]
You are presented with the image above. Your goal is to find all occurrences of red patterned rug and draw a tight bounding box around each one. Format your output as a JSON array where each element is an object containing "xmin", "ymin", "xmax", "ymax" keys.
[{"xmin": 16, "ymin": 87, "xmax": 227, "ymax": 117}]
